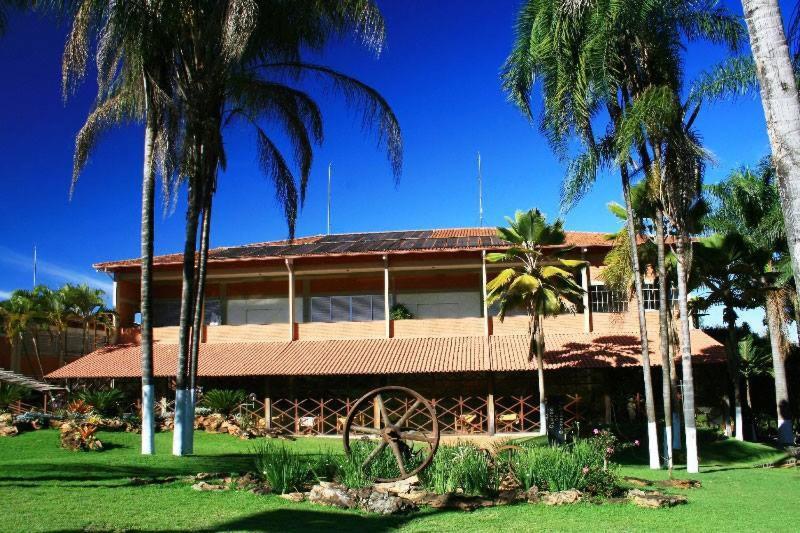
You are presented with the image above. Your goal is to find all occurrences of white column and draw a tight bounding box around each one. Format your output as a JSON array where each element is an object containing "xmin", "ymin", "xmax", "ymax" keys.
[
  {"xmin": 383, "ymin": 255, "xmax": 391, "ymax": 338},
  {"xmin": 481, "ymin": 250, "xmax": 489, "ymax": 337},
  {"xmin": 581, "ymin": 261, "xmax": 591, "ymax": 333},
  {"xmin": 286, "ymin": 258, "xmax": 295, "ymax": 341}
]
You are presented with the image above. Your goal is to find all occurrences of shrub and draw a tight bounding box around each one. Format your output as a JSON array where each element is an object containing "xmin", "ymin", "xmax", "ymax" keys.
[
  {"xmin": 390, "ymin": 304, "xmax": 413, "ymax": 320},
  {"xmin": 0, "ymin": 383, "xmax": 29, "ymax": 411},
  {"xmin": 74, "ymin": 389, "xmax": 125, "ymax": 417},
  {"xmin": 508, "ymin": 440, "xmax": 617, "ymax": 496},
  {"xmin": 14, "ymin": 411, "xmax": 54, "ymax": 427},
  {"xmin": 194, "ymin": 406, "xmax": 212, "ymax": 417},
  {"xmin": 60, "ymin": 423, "xmax": 103, "ymax": 451},
  {"xmin": 419, "ymin": 444, "xmax": 494, "ymax": 495},
  {"xmin": 253, "ymin": 440, "xmax": 313, "ymax": 494},
  {"xmin": 201, "ymin": 389, "xmax": 246, "ymax": 416}
]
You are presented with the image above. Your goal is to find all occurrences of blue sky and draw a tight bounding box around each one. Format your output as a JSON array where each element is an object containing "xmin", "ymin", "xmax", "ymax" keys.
[{"xmin": 0, "ymin": 0, "xmax": 789, "ymax": 330}]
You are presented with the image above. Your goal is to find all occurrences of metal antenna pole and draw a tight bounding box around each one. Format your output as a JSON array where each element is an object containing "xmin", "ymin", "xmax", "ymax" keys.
[
  {"xmin": 477, "ymin": 152, "xmax": 484, "ymax": 227},
  {"xmin": 327, "ymin": 163, "xmax": 332, "ymax": 235}
]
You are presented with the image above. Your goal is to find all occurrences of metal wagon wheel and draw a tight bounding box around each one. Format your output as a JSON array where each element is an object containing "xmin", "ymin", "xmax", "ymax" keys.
[{"xmin": 343, "ymin": 386, "xmax": 440, "ymax": 483}]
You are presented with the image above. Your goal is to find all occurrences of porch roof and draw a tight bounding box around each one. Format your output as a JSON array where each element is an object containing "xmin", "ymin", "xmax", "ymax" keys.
[{"xmin": 46, "ymin": 330, "xmax": 724, "ymax": 379}]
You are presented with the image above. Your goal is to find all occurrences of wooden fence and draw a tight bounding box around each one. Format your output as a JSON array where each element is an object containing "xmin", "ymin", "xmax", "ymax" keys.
[{"xmin": 233, "ymin": 393, "xmax": 584, "ymax": 436}]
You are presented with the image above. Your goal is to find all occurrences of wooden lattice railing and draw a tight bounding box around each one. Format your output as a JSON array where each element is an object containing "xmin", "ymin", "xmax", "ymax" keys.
[
  {"xmin": 494, "ymin": 395, "xmax": 541, "ymax": 433},
  {"xmin": 237, "ymin": 393, "xmax": 584, "ymax": 436}
]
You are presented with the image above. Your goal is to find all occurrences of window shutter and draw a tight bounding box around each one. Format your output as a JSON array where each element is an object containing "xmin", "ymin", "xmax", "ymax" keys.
[
  {"xmin": 311, "ymin": 297, "xmax": 331, "ymax": 322},
  {"xmin": 331, "ymin": 296, "xmax": 351, "ymax": 322}
]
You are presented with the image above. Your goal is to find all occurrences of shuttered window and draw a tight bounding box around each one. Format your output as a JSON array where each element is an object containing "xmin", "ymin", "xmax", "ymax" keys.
[{"xmin": 309, "ymin": 295, "xmax": 385, "ymax": 322}]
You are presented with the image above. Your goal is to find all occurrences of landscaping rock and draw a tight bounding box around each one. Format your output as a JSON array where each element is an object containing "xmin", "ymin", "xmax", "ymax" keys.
[
  {"xmin": 250, "ymin": 485, "xmax": 272, "ymax": 496},
  {"xmin": 374, "ymin": 476, "xmax": 418, "ymax": 495},
  {"xmin": 361, "ymin": 491, "xmax": 417, "ymax": 515},
  {"xmin": 525, "ymin": 486, "xmax": 541, "ymax": 503},
  {"xmin": 417, "ymin": 493, "xmax": 496, "ymax": 511},
  {"xmin": 497, "ymin": 472, "xmax": 521, "ymax": 492},
  {"xmin": 0, "ymin": 424, "xmax": 18, "ymax": 437},
  {"xmin": 280, "ymin": 492, "xmax": 306, "ymax": 502},
  {"xmin": 626, "ymin": 489, "xmax": 687, "ymax": 508},
  {"xmin": 191, "ymin": 481, "xmax": 228, "ymax": 492},
  {"xmin": 307, "ymin": 482, "xmax": 358, "ymax": 509},
  {"xmin": 541, "ymin": 489, "xmax": 583, "ymax": 505}
]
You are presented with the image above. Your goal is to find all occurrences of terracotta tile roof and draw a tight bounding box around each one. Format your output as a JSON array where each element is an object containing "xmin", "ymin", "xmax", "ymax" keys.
[
  {"xmin": 46, "ymin": 330, "xmax": 723, "ymax": 379},
  {"xmin": 94, "ymin": 228, "xmax": 613, "ymax": 271}
]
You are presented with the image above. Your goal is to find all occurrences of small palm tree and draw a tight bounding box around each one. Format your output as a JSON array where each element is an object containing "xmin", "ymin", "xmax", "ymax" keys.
[
  {"xmin": 737, "ymin": 335, "xmax": 773, "ymax": 439},
  {"xmin": 0, "ymin": 291, "xmax": 38, "ymax": 373},
  {"xmin": 60, "ymin": 284, "xmax": 106, "ymax": 356},
  {"xmin": 486, "ymin": 209, "xmax": 584, "ymax": 434}
]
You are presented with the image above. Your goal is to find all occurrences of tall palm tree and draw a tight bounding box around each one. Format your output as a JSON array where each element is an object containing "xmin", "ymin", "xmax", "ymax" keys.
[
  {"xmin": 705, "ymin": 165, "xmax": 795, "ymax": 445},
  {"xmin": 486, "ymin": 209, "xmax": 585, "ymax": 435},
  {"xmin": 501, "ymin": 0, "xmax": 742, "ymax": 471},
  {"xmin": 740, "ymin": 0, "xmax": 800, "ymax": 301},
  {"xmin": 166, "ymin": 1, "xmax": 403, "ymax": 456},
  {"xmin": 61, "ymin": 0, "xmax": 184, "ymax": 456}
]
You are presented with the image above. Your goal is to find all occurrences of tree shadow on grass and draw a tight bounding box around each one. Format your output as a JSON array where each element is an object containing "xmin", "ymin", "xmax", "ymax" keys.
[{"xmin": 0, "ymin": 453, "xmax": 255, "ymax": 484}]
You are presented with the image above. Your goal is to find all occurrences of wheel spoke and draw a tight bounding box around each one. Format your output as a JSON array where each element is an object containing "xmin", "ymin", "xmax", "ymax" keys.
[
  {"xmin": 362, "ymin": 441, "xmax": 388, "ymax": 468},
  {"xmin": 395, "ymin": 399, "xmax": 421, "ymax": 428},
  {"xmin": 375, "ymin": 394, "xmax": 393, "ymax": 427},
  {"xmin": 388, "ymin": 440, "xmax": 407, "ymax": 477},
  {"xmin": 398, "ymin": 430, "xmax": 436, "ymax": 444},
  {"xmin": 350, "ymin": 425, "xmax": 381, "ymax": 435}
]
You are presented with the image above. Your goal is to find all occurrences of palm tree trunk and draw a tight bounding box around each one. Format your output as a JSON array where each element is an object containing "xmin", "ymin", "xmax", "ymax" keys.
[
  {"xmin": 654, "ymin": 207, "xmax": 673, "ymax": 467},
  {"xmin": 742, "ymin": 0, "xmax": 800, "ymax": 300},
  {"xmin": 140, "ymin": 101, "xmax": 156, "ymax": 456},
  {"xmin": 529, "ymin": 314, "xmax": 547, "ymax": 435},
  {"xmin": 724, "ymin": 304, "xmax": 745, "ymax": 441},
  {"xmin": 675, "ymin": 232, "xmax": 699, "ymax": 473},
  {"xmin": 667, "ymin": 302, "xmax": 683, "ymax": 450},
  {"xmin": 186, "ymin": 194, "xmax": 212, "ymax": 455},
  {"xmin": 621, "ymin": 167, "xmax": 660, "ymax": 470},
  {"xmin": 765, "ymin": 290, "xmax": 794, "ymax": 445},
  {"xmin": 745, "ymin": 378, "xmax": 757, "ymax": 439},
  {"xmin": 173, "ymin": 181, "xmax": 201, "ymax": 457}
]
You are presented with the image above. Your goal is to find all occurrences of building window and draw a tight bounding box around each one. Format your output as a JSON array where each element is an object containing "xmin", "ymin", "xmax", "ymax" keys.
[
  {"xmin": 642, "ymin": 283, "xmax": 679, "ymax": 311},
  {"xmin": 590, "ymin": 285, "xmax": 628, "ymax": 313},
  {"xmin": 310, "ymin": 294, "xmax": 385, "ymax": 322}
]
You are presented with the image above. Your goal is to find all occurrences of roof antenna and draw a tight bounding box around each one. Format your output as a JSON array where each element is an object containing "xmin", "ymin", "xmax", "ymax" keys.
[
  {"xmin": 477, "ymin": 152, "xmax": 484, "ymax": 227},
  {"xmin": 327, "ymin": 162, "xmax": 332, "ymax": 235},
  {"xmin": 33, "ymin": 245, "xmax": 37, "ymax": 288}
]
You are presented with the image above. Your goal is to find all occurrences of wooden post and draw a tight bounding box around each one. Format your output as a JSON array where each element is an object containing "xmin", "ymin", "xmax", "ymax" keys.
[
  {"xmin": 286, "ymin": 258, "xmax": 296, "ymax": 341},
  {"xmin": 373, "ymin": 397, "xmax": 381, "ymax": 429},
  {"xmin": 264, "ymin": 397, "xmax": 272, "ymax": 430},
  {"xmin": 481, "ymin": 250, "xmax": 490, "ymax": 337},
  {"xmin": 383, "ymin": 255, "xmax": 391, "ymax": 338},
  {"xmin": 604, "ymin": 393, "xmax": 612, "ymax": 424},
  {"xmin": 294, "ymin": 399, "xmax": 299, "ymax": 434},
  {"xmin": 487, "ymin": 374, "xmax": 496, "ymax": 436},
  {"xmin": 581, "ymin": 259, "xmax": 592, "ymax": 333}
]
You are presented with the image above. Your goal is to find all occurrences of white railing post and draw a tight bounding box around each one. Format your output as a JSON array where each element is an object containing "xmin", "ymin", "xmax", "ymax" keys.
[
  {"xmin": 286, "ymin": 258, "xmax": 296, "ymax": 341},
  {"xmin": 383, "ymin": 255, "xmax": 391, "ymax": 338}
]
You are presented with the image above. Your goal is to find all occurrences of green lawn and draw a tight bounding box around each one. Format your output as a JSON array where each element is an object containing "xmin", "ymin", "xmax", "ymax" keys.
[{"xmin": 0, "ymin": 430, "xmax": 797, "ymax": 532}]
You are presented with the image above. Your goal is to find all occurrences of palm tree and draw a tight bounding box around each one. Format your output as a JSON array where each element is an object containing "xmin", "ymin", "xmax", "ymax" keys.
[
  {"xmin": 61, "ymin": 0, "xmax": 185, "ymax": 456},
  {"xmin": 165, "ymin": 1, "xmax": 403, "ymax": 456},
  {"xmin": 737, "ymin": 335, "xmax": 773, "ymax": 438},
  {"xmin": 501, "ymin": 0, "xmax": 742, "ymax": 471},
  {"xmin": 692, "ymin": 233, "xmax": 757, "ymax": 441},
  {"xmin": 0, "ymin": 290, "xmax": 42, "ymax": 374},
  {"xmin": 485, "ymin": 209, "xmax": 584, "ymax": 435},
  {"xmin": 705, "ymin": 164, "xmax": 795, "ymax": 445},
  {"xmin": 59, "ymin": 284, "xmax": 105, "ymax": 356},
  {"xmin": 602, "ymin": 184, "xmax": 679, "ymax": 467},
  {"xmin": 739, "ymin": 0, "xmax": 800, "ymax": 300}
]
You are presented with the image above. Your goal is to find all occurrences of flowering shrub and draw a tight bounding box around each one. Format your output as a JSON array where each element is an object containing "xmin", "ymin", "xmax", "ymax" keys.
[{"xmin": 589, "ymin": 427, "xmax": 639, "ymax": 470}]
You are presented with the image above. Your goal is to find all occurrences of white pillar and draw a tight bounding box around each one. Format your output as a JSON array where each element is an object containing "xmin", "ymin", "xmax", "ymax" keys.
[
  {"xmin": 481, "ymin": 250, "xmax": 489, "ymax": 337},
  {"xmin": 286, "ymin": 259, "xmax": 295, "ymax": 341},
  {"xmin": 383, "ymin": 255, "xmax": 391, "ymax": 337},
  {"xmin": 581, "ymin": 261, "xmax": 591, "ymax": 333}
]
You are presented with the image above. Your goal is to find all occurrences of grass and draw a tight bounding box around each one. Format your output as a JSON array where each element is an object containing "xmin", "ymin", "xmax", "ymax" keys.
[{"xmin": 0, "ymin": 429, "xmax": 798, "ymax": 532}]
